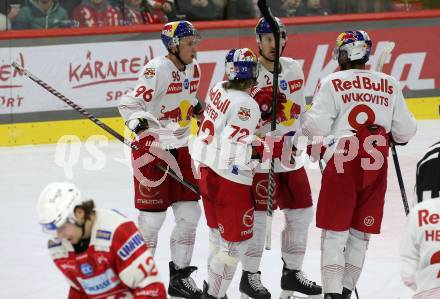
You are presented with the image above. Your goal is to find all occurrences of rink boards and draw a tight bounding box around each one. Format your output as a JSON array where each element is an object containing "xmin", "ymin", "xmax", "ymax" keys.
[
  {"xmin": 0, "ymin": 96, "xmax": 438, "ymax": 146},
  {"xmin": 1, "ymin": 11, "xmax": 439, "ymax": 146}
]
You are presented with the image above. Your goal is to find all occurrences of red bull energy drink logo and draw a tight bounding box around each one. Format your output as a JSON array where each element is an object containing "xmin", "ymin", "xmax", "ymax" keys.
[
  {"xmin": 159, "ymin": 100, "xmax": 194, "ymax": 127},
  {"xmin": 279, "ymin": 100, "xmax": 301, "ymax": 126}
]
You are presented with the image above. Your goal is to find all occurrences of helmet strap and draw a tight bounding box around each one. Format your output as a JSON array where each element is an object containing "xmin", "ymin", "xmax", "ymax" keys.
[{"xmin": 171, "ymin": 45, "xmax": 187, "ymax": 71}]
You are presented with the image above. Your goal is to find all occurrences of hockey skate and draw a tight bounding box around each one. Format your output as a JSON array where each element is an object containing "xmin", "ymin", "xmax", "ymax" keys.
[
  {"xmin": 201, "ymin": 281, "xmax": 228, "ymax": 299},
  {"xmin": 323, "ymin": 294, "xmax": 341, "ymax": 299},
  {"xmin": 341, "ymin": 288, "xmax": 352, "ymax": 299},
  {"xmin": 279, "ymin": 266, "xmax": 322, "ymax": 299},
  {"xmin": 168, "ymin": 261, "xmax": 202, "ymax": 299},
  {"xmin": 239, "ymin": 270, "xmax": 271, "ymax": 299}
]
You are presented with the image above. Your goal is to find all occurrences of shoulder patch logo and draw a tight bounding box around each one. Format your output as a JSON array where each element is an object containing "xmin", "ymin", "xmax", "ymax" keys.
[
  {"xmin": 238, "ymin": 107, "xmax": 251, "ymax": 121},
  {"xmin": 144, "ymin": 68, "xmax": 156, "ymax": 79},
  {"xmin": 96, "ymin": 230, "xmax": 112, "ymax": 240}
]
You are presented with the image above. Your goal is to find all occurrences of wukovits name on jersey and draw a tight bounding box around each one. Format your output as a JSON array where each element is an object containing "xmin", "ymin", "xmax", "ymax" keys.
[
  {"xmin": 418, "ymin": 209, "xmax": 440, "ymax": 241},
  {"xmin": 332, "ymin": 76, "xmax": 394, "ymax": 107}
]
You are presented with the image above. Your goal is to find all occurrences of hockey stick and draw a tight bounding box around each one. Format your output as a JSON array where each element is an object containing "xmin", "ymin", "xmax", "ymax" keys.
[
  {"xmin": 257, "ymin": 0, "xmax": 281, "ymax": 251},
  {"xmin": 11, "ymin": 62, "xmax": 200, "ymax": 195},
  {"xmin": 373, "ymin": 42, "xmax": 410, "ymax": 215}
]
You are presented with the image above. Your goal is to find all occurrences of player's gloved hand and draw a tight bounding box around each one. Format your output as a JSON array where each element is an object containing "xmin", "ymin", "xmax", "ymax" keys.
[
  {"xmin": 388, "ymin": 132, "xmax": 408, "ymax": 146},
  {"xmin": 193, "ymin": 101, "xmax": 204, "ymax": 120},
  {"xmin": 127, "ymin": 118, "xmax": 149, "ymax": 134},
  {"xmin": 254, "ymin": 135, "xmax": 284, "ymax": 162},
  {"xmin": 134, "ymin": 282, "xmax": 167, "ymax": 299},
  {"xmin": 250, "ymin": 87, "xmax": 287, "ymax": 121},
  {"xmin": 131, "ymin": 131, "xmax": 161, "ymax": 165}
]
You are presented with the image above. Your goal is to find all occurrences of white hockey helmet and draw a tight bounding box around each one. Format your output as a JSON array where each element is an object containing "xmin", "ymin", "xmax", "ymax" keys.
[
  {"xmin": 37, "ymin": 182, "xmax": 82, "ymax": 235},
  {"xmin": 332, "ymin": 30, "xmax": 372, "ymax": 62}
]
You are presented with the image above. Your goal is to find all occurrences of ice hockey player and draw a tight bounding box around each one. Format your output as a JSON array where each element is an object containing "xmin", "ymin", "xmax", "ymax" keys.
[
  {"xmin": 400, "ymin": 141, "xmax": 440, "ymax": 298},
  {"xmin": 36, "ymin": 182, "xmax": 167, "ymax": 299},
  {"xmin": 297, "ymin": 30, "xmax": 417, "ymax": 299},
  {"xmin": 189, "ymin": 48, "xmax": 261, "ymax": 299},
  {"xmin": 118, "ymin": 20, "xmax": 204, "ymax": 298},
  {"xmin": 239, "ymin": 17, "xmax": 322, "ymax": 299}
]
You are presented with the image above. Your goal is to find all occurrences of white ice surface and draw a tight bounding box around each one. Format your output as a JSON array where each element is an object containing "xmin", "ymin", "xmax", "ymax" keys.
[{"xmin": 0, "ymin": 120, "xmax": 439, "ymax": 299}]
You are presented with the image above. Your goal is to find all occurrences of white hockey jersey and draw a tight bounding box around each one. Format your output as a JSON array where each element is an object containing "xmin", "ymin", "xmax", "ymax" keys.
[
  {"xmin": 255, "ymin": 57, "xmax": 306, "ymax": 172},
  {"xmin": 189, "ymin": 81, "xmax": 261, "ymax": 185},
  {"xmin": 400, "ymin": 199, "xmax": 440, "ymax": 298},
  {"xmin": 301, "ymin": 69, "xmax": 417, "ymax": 161},
  {"xmin": 118, "ymin": 56, "xmax": 201, "ymax": 149},
  {"xmin": 48, "ymin": 209, "xmax": 164, "ymax": 298}
]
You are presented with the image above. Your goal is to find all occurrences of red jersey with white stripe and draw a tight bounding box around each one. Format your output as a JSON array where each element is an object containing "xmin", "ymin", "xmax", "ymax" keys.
[
  {"xmin": 48, "ymin": 209, "xmax": 165, "ymax": 299},
  {"xmin": 119, "ymin": 56, "xmax": 201, "ymax": 149},
  {"xmin": 189, "ymin": 81, "xmax": 261, "ymax": 185}
]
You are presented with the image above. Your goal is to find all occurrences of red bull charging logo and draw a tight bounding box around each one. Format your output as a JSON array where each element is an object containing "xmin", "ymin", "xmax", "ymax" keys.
[{"xmin": 159, "ymin": 99, "xmax": 194, "ymax": 127}]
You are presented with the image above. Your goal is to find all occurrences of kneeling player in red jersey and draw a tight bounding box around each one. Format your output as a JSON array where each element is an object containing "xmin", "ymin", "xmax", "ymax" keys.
[{"xmin": 37, "ymin": 182, "xmax": 167, "ymax": 299}]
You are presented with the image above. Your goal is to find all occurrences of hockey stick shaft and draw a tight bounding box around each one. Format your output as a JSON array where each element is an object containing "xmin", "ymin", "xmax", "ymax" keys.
[
  {"xmin": 257, "ymin": 0, "xmax": 280, "ymax": 250},
  {"xmin": 391, "ymin": 143, "xmax": 410, "ymax": 215},
  {"xmin": 11, "ymin": 62, "xmax": 199, "ymax": 195},
  {"xmin": 373, "ymin": 42, "xmax": 409, "ymax": 215}
]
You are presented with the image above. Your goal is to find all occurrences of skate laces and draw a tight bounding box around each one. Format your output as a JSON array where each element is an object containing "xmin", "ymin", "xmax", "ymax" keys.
[
  {"xmin": 248, "ymin": 272, "xmax": 266, "ymax": 291},
  {"xmin": 295, "ymin": 271, "xmax": 315, "ymax": 288},
  {"xmin": 182, "ymin": 276, "xmax": 200, "ymax": 293}
]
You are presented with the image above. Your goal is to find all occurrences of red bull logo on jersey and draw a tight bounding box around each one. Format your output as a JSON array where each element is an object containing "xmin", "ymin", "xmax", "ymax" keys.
[
  {"xmin": 278, "ymin": 100, "xmax": 301, "ymax": 126},
  {"xmin": 159, "ymin": 100, "xmax": 194, "ymax": 127},
  {"xmin": 331, "ymin": 76, "xmax": 393, "ymax": 95},
  {"xmin": 288, "ymin": 79, "xmax": 303, "ymax": 93}
]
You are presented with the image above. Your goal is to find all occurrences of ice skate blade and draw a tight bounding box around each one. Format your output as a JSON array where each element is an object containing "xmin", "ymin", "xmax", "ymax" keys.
[{"xmin": 280, "ymin": 290, "xmax": 323, "ymax": 299}]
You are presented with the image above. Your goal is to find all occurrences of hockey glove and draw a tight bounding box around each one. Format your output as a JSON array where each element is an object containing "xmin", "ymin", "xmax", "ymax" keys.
[
  {"xmin": 131, "ymin": 131, "xmax": 161, "ymax": 165},
  {"xmin": 127, "ymin": 118, "xmax": 149, "ymax": 134},
  {"xmin": 250, "ymin": 86, "xmax": 287, "ymax": 122},
  {"xmin": 254, "ymin": 135, "xmax": 284, "ymax": 162},
  {"xmin": 388, "ymin": 132, "xmax": 408, "ymax": 146},
  {"xmin": 306, "ymin": 141, "xmax": 326, "ymax": 162},
  {"xmin": 193, "ymin": 101, "xmax": 204, "ymax": 120}
]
